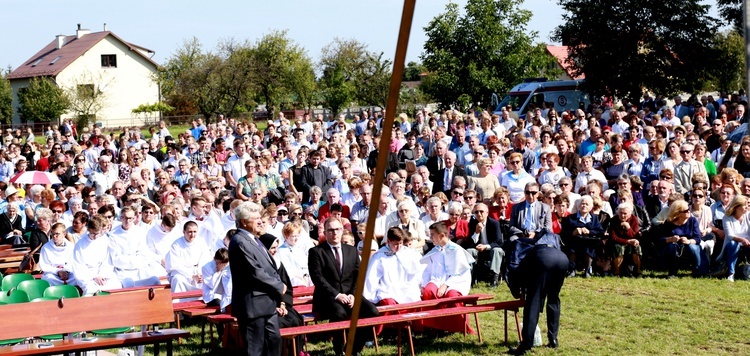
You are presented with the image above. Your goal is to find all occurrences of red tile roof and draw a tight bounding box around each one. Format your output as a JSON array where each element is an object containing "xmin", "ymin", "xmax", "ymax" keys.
[
  {"xmin": 7, "ymin": 31, "xmax": 158, "ymax": 80},
  {"xmin": 546, "ymin": 45, "xmax": 584, "ymax": 80}
]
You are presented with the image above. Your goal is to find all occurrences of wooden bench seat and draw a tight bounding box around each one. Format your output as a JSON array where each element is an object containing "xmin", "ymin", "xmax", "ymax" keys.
[
  {"xmin": 0, "ymin": 286, "xmax": 188, "ymax": 356},
  {"xmin": 292, "ymin": 286, "xmax": 314, "ymax": 297},
  {"xmin": 279, "ymin": 299, "xmax": 524, "ymax": 356}
]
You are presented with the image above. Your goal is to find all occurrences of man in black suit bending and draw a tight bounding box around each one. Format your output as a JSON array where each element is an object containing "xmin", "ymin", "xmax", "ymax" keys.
[
  {"xmin": 228, "ymin": 202, "xmax": 286, "ymax": 356},
  {"xmin": 309, "ymin": 217, "xmax": 379, "ymax": 356}
]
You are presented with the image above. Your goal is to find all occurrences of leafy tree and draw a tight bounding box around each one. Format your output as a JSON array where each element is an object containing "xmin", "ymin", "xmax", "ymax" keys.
[
  {"xmin": 554, "ymin": 0, "xmax": 719, "ymax": 101},
  {"xmin": 319, "ymin": 65, "xmax": 353, "ymax": 117},
  {"xmin": 158, "ymin": 38, "xmax": 227, "ymax": 119},
  {"xmin": 717, "ymin": 0, "xmax": 742, "ymax": 35},
  {"xmin": 17, "ymin": 77, "xmax": 69, "ymax": 123},
  {"xmin": 355, "ymin": 52, "xmax": 392, "ymax": 108},
  {"xmin": 66, "ymin": 71, "xmax": 110, "ymax": 128},
  {"xmin": 709, "ymin": 30, "xmax": 746, "ymax": 93},
  {"xmin": 319, "ymin": 38, "xmax": 391, "ymax": 112},
  {"xmin": 132, "ymin": 102, "xmax": 175, "ymax": 123},
  {"xmin": 420, "ymin": 0, "xmax": 558, "ymax": 110},
  {"xmin": 403, "ymin": 61, "xmax": 425, "ymax": 82},
  {"xmin": 252, "ymin": 30, "xmax": 315, "ymax": 119},
  {"xmin": 0, "ymin": 74, "xmax": 12, "ymax": 125}
]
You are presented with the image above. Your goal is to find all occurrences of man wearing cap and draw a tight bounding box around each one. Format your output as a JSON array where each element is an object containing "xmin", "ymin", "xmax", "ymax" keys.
[{"xmin": 88, "ymin": 155, "xmax": 118, "ymax": 196}]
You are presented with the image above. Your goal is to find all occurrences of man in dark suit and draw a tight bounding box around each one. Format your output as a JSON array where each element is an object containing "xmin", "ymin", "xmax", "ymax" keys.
[
  {"xmin": 508, "ymin": 244, "xmax": 569, "ymax": 355},
  {"xmin": 366, "ymin": 134, "xmax": 399, "ymax": 176},
  {"xmin": 509, "ymin": 182, "xmax": 552, "ymax": 238},
  {"xmin": 228, "ymin": 202, "xmax": 286, "ymax": 356},
  {"xmin": 309, "ymin": 218, "xmax": 379, "ymax": 356},
  {"xmin": 426, "ymin": 141, "xmax": 448, "ymax": 183},
  {"xmin": 466, "ymin": 203, "xmax": 505, "ymax": 287},
  {"xmin": 432, "ymin": 151, "xmax": 466, "ymax": 194}
]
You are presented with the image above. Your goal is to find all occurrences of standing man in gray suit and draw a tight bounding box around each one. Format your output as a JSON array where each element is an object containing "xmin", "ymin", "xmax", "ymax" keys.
[
  {"xmin": 228, "ymin": 202, "xmax": 286, "ymax": 356},
  {"xmin": 508, "ymin": 182, "xmax": 552, "ymax": 239}
]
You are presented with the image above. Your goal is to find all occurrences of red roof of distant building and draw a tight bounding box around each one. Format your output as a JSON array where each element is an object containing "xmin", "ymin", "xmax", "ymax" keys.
[
  {"xmin": 7, "ymin": 31, "xmax": 157, "ymax": 80},
  {"xmin": 546, "ymin": 45, "xmax": 584, "ymax": 80}
]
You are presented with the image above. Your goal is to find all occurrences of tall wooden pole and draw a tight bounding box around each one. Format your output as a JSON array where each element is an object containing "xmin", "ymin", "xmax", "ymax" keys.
[{"xmin": 345, "ymin": 0, "xmax": 417, "ymax": 355}]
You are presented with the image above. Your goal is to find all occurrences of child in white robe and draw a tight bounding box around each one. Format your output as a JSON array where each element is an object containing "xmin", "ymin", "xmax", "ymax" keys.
[
  {"xmin": 201, "ymin": 247, "xmax": 232, "ymax": 312},
  {"xmin": 39, "ymin": 223, "xmax": 77, "ymax": 287}
]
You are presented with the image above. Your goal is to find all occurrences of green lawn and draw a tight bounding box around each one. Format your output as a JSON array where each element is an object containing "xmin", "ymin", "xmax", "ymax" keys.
[{"xmin": 139, "ymin": 273, "xmax": 750, "ymax": 355}]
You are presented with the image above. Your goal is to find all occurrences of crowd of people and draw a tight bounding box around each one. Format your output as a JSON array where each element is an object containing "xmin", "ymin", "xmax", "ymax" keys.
[{"xmin": 1, "ymin": 91, "xmax": 750, "ymax": 354}]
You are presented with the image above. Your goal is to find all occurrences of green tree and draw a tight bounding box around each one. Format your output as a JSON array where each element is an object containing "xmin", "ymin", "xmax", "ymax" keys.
[
  {"xmin": 554, "ymin": 0, "xmax": 718, "ymax": 101},
  {"xmin": 402, "ymin": 61, "xmax": 425, "ymax": 82},
  {"xmin": 17, "ymin": 77, "xmax": 69, "ymax": 123},
  {"xmin": 710, "ymin": 30, "xmax": 746, "ymax": 92},
  {"xmin": 420, "ymin": 0, "xmax": 558, "ymax": 110},
  {"xmin": 717, "ymin": 0, "xmax": 742, "ymax": 35},
  {"xmin": 319, "ymin": 65, "xmax": 353, "ymax": 117},
  {"xmin": 158, "ymin": 38, "xmax": 227, "ymax": 118},
  {"xmin": 355, "ymin": 52, "xmax": 392, "ymax": 108},
  {"xmin": 252, "ymin": 30, "xmax": 315, "ymax": 119},
  {"xmin": 0, "ymin": 74, "xmax": 12, "ymax": 125},
  {"xmin": 319, "ymin": 38, "xmax": 391, "ymax": 112}
]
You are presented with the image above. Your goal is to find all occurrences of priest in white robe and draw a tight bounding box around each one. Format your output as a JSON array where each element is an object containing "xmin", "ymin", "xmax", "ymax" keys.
[
  {"xmin": 201, "ymin": 247, "xmax": 232, "ymax": 312},
  {"xmin": 166, "ymin": 220, "xmax": 213, "ymax": 293},
  {"xmin": 420, "ymin": 220, "xmax": 475, "ymax": 334},
  {"xmin": 275, "ymin": 221, "xmax": 315, "ymax": 287},
  {"xmin": 145, "ymin": 214, "xmax": 180, "ymax": 276},
  {"xmin": 39, "ymin": 223, "xmax": 77, "ymax": 287},
  {"xmin": 72, "ymin": 216, "xmax": 122, "ymax": 295},
  {"xmin": 108, "ymin": 206, "xmax": 162, "ymax": 287}
]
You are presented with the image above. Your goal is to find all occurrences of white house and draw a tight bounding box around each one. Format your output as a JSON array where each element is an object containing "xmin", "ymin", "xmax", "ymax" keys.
[{"xmin": 7, "ymin": 24, "xmax": 159, "ymax": 127}]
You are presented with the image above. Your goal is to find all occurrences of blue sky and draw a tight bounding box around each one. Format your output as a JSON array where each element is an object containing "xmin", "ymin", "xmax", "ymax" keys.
[{"xmin": 1, "ymin": 0, "xmax": 568, "ymax": 71}]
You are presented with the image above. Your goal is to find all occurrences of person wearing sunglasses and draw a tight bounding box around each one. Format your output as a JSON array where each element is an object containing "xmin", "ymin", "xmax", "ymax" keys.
[
  {"xmin": 508, "ymin": 182, "xmax": 552, "ymax": 240},
  {"xmin": 673, "ymin": 143, "xmax": 709, "ymax": 195}
]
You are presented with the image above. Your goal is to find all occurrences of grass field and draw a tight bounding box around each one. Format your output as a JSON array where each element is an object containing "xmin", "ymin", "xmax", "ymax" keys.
[{"xmin": 139, "ymin": 273, "xmax": 750, "ymax": 356}]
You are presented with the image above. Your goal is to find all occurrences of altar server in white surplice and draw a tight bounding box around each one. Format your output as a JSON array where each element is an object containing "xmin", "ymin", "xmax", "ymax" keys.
[
  {"xmin": 201, "ymin": 247, "xmax": 233, "ymax": 312},
  {"xmin": 108, "ymin": 206, "xmax": 162, "ymax": 288},
  {"xmin": 39, "ymin": 223, "xmax": 77, "ymax": 287},
  {"xmin": 275, "ymin": 221, "xmax": 315, "ymax": 287},
  {"xmin": 72, "ymin": 216, "xmax": 122, "ymax": 295},
  {"xmin": 145, "ymin": 214, "xmax": 181, "ymax": 277},
  {"xmin": 364, "ymin": 226, "xmax": 424, "ymax": 306},
  {"xmin": 166, "ymin": 220, "xmax": 213, "ymax": 293}
]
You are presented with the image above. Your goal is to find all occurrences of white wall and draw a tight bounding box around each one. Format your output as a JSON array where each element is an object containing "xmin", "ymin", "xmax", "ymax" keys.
[{"xmin": 54, "ymin": 34, "xmax": 159, "ymax": 127}]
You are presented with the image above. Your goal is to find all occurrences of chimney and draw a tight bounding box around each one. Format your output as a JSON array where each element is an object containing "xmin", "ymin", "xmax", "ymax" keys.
[
  {"xmin": 103, "ymin": 23, "xmax": 107, "ymax": 31},
  {"xmin": 76, "ymin": 24, "xmax": 90, "ymax": 39},
  {"xmin": 56, "ymin": 35, "xmax": 66, "ymax": 49}
]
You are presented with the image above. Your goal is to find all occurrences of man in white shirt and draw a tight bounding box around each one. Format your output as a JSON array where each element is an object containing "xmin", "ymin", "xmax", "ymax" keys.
[
  {"xmin": 166, "ymin": 221, "xmax": 213, "ymax": 293},
  {"xmin": 109, "ymin": 206, "xmax": 163, "ymax": 285},
  {"xmin": 72, "ymin": 215, "xmax": 122, "ymax": 295},
  {"xmin": 574, "ymin": 156, "xmax": 608, "ymax": 193},
  {"xmin": 224, "ymin": 139, "xmax": 251, "ymax": 188},
  {"xmin": 88, "ymin": 155, "xmax": 118, "ymax": 196},
  {"xmin": 186, "ymin": 196, "xmax": 224, "ymax": 250}
]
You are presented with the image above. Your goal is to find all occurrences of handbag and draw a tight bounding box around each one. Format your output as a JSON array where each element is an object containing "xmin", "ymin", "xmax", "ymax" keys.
[{"xmin": 19, "ymin": 243, "xmax": 43, "ymax": 273}]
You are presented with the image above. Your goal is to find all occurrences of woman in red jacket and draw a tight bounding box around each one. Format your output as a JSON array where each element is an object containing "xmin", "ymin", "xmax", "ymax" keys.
[{"xmin": 446, "ymin": 204, "xmax": 469, "ymax": 244}]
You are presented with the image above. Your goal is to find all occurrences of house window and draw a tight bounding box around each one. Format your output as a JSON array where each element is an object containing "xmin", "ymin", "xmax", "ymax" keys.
[{"xmin": 101, "ymin": 54, "xmax": 117, "ymax": 68}]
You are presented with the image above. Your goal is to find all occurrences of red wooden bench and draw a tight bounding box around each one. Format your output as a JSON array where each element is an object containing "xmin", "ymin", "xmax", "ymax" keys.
[{"xmin": 279, "ymin": 300, "xmax": 524, "ymax": 356}]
